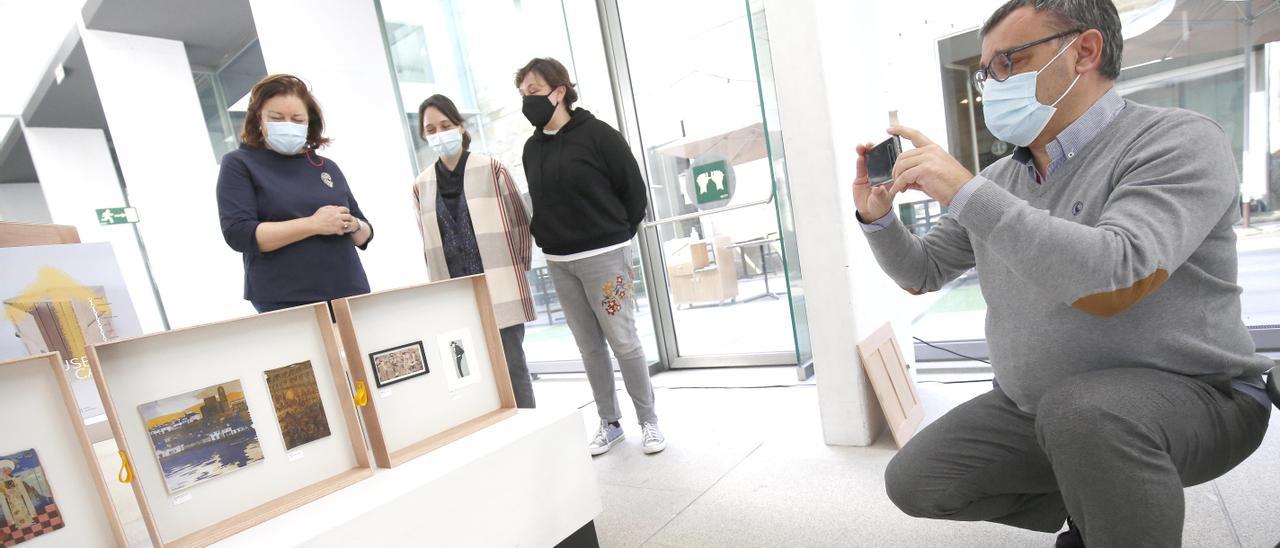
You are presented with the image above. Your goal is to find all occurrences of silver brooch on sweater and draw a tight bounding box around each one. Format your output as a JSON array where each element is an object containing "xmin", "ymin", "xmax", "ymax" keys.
[{"xmin": 321, "ymin": 172, "xmax": 334, "ymax": 188}]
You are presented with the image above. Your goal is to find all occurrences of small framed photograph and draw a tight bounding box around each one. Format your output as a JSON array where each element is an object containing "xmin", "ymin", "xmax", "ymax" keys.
[
  {"xmin": 369, "ymin": 342, "xmax": 429, "ymax": 388},
  {"xmin": 437, "ymin": 329, "xmax": 481, "ymax": 392}
]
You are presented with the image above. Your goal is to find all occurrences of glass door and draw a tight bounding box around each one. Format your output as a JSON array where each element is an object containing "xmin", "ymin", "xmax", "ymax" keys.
[
  {"xmin": 601, "ymin": 0, "xmax": 810, "ymax": 371},
  {"xmin": 376, "ymin": 0, "xmax": 660, "ymax": 374}
]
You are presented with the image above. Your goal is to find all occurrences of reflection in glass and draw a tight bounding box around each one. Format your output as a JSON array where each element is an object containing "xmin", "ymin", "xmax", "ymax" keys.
[
  {"xmin": 615, "ymin": 0, "xmax": 801, "ymax": 361},
  {"xmin": 192, "ymin": 41, "xmax": 266, "ymax": 163}
]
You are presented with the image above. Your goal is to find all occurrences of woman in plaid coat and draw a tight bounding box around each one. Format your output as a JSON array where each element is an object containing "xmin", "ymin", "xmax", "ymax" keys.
[{"xmin": 412, "ymin": 94, "xmax": 538, "ymax": 408}]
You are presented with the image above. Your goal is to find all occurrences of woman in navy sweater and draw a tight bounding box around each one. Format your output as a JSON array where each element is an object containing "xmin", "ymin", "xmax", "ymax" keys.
[{"xmin": 216, "ymin": 74, "xmax": 373, "ymax": 313}]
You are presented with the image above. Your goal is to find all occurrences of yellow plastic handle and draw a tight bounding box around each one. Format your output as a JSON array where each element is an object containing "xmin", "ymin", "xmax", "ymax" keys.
[
  {"xmin": 354, "ymin": 380, "xmax": 368, "ymax": 407},
  {"xmin": 117, "ymin": 450, "xmax": 133, "ymax": 484}
]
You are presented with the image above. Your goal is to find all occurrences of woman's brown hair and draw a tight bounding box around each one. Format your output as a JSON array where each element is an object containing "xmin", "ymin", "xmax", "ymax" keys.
[
  {"xmin": 417, "ymin": 94, "xmax": 471, "ymax": 151},
  {"xmin": 514, "ymin": 57, "xmax": 578, "ymax": 108},
  {"xmin": 240, "ymin": 74, "xmax": 331, "ymax": 150}
]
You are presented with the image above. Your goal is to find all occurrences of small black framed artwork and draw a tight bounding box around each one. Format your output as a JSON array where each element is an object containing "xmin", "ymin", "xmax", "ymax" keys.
[{"xmin": 368, "ymin": 341, "xmax": 429, "ymax": 388}]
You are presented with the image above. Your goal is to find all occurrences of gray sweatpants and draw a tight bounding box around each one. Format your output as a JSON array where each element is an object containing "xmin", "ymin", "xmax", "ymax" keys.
[
  {"xmin": 499, "ymin": 324, "xmax": 535, "ymax": 409},
  {"xmin": 547, "ymin": 246, "xmax": 657, "ymax": 424},
  {"xmin": 885, "ymin": 368, "xmax": 1269, "ymax": 546}
]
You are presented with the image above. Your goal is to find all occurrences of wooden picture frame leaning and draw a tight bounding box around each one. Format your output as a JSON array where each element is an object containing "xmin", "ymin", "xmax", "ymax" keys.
[
  {"xmin": 332, "ymin": 275, "xmax": 517, "ymax": 468},
  {"xmin": 856, "ymin": 322, "xmax": 925, "ymax": 448},
  {"xmin": 0, "ymin": 352, "xmax": 127, "ymax": 547},
  {"xmin": 86, "ymin": 303, "xmax": 372, "ymax": 548},
  {"xmin": 0, "ymin": 221, "xmax": 80, "ymax": 248}
]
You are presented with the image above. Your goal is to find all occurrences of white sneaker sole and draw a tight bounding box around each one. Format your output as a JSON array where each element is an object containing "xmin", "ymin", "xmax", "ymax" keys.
[
  {"xmin": 642, "ymin": 440, "xmax": 666, "ymax": 454},
  {"xmin": 590, "ymin": 433, "xmax": 625, "ymax": 456}
]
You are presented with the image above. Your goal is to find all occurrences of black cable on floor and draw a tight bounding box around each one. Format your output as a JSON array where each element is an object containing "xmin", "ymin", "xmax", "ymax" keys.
[{"xmin": 912, "ymin": 336, "xmax": 991, "ymax": 365}]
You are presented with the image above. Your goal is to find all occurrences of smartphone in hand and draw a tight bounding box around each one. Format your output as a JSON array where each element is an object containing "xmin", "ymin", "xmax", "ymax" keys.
[{"xmin": 866, "ymin": 136, "xmax": 902, "ymax": 187}]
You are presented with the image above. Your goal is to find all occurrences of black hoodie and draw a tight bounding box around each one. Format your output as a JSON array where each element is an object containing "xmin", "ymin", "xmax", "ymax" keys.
[{"xmin": 521, "ymin": 108, "xmax": 648, "ymax": 256}]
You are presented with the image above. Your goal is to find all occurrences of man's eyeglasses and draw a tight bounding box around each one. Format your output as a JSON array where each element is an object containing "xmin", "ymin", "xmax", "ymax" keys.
[{"xmin": 973, "ymin": 29, "xmax": 1085, "ymax": 90}]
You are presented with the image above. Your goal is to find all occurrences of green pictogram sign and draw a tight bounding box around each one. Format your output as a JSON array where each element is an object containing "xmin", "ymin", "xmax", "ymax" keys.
[
  {"xmin": 96, "ymin": 207, "xmax": 139, "ymax": 225},
  {"xmin": 692, "ymin": 160, "xmax": 731, "ymax": 204}
]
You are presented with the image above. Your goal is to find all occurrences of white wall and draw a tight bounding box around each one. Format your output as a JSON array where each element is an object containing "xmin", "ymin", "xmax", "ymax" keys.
[
  {"xmin": 0, "ymin": 0, "xmax": 84, "ymax": 115},
  {"xmin": 761, "ymin": 0, "xmax": 1001, "ymax": 446},
  {"xmin": 81, "ymin": 29, "xmax": 253, "ymax": 328},
  {"xmin": 249, "ymin": 0, "xmax": 427, "ymax": 292},
  {"xmin": 763, "ymin": 0, "xmax": 879, "ymax": 446},
  {"xmin": 22, "ymin": 127, "xmax": 165, "ymax": 333},
  {"xmin": 0, "ymin": 182, "xmax": 53, "ymax": 223}
]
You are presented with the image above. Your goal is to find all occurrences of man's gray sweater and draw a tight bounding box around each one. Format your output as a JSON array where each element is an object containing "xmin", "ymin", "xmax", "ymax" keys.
[{"xmin": 864, "ymin": 99, "xmax": 1271, "ymax": 413}]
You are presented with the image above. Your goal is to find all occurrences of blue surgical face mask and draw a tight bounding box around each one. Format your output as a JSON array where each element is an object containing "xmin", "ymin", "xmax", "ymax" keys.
[
  {"xmin": 980, "ymin": 36, "xmax": 1081, "ymax": 147},
  {"xmin": 427, "ymin": 128, "xmax": 464, "ymax": 158},
  {"xmin": 265, "ymin": 121, "xmax": 308, "ymax": 155}
]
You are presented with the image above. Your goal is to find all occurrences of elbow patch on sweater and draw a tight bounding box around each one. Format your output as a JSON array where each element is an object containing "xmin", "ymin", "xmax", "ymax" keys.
[{"xmin": 1071, "ymin": 268, "xmax": 1169, "ymax": 316}]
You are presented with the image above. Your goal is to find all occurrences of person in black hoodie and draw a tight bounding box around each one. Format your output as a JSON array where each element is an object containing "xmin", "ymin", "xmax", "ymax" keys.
[{"xmin": 516, "ymin": 57, "xmax": 665, "ymax": 456}]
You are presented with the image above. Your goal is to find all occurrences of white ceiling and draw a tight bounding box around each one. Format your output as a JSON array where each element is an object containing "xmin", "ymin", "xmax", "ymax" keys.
[
  {"xmin": 0, "ymin": 0, "xmax": 260, "ymax": 184},
  {"xmin": 83, "ymin": 0, "xmax": 258, "ymax": 71}
]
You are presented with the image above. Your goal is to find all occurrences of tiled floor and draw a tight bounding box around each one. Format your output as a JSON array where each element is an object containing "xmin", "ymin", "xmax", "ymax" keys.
[{"xmin": 533, "ymin": 367, "xmax": 1280, "ymax": 548}]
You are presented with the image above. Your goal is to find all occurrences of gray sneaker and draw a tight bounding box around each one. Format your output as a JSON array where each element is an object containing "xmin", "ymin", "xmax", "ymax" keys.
[
  {"xmin": 640, "ymin": 422, "xmax": 666, "ymax": 454},
  {"xmin": 589, "ymin": 421, "xmax": 624, "ymax": 456}
]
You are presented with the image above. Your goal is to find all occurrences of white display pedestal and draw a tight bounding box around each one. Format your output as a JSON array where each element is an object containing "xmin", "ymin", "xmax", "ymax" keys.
[{"xmin": 213, "ymin": 408, "xmax": 601, "ymax": 547}]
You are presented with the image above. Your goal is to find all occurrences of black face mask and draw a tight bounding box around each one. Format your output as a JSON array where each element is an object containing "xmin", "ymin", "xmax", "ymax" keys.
[{"xmin": 522, "ymin": 92, "xmax": 558, "ymax": 127}]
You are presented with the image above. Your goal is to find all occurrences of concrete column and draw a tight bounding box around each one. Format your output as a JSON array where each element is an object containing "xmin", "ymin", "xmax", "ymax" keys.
[
  {"xmin": 82, "ymin": 29, "xmax": 253, "ymax": 327},
  {"xmin": 763, "ymin": 0, "xmax": 925, "ymax": 446}
]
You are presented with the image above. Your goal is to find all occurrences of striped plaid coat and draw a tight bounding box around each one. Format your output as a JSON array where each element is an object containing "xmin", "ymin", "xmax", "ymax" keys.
[{"xmin": 413, "ymin": 153, "xmax": 536, "ymax": 328}]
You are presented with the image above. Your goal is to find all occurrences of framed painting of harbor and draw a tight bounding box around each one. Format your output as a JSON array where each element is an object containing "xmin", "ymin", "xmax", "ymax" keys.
[
  {"xmin": 87, "ymin": 303, "xmax": 371, "ymax": 547},
  {"xmin": 138, "ymin": 380, "xmax": 264, "ymax": 494}
]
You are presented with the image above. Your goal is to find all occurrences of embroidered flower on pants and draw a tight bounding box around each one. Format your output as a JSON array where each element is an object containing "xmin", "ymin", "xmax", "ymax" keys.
[{"xmin": 601, "ymin": 274, "xmax": 635, "ymax": 316}]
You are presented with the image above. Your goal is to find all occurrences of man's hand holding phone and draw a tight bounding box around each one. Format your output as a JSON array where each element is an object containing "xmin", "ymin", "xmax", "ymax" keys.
[
  {"xmin": 854, "ymin": 126, "xmax": 976, "ymax": 224},
  {"xmin": 853, "ymin": 141, "xmax": 899, "ymax": 223},
  {"xmin": 887, "ymin": 127, "xmax": 974, "ymax": 207}
]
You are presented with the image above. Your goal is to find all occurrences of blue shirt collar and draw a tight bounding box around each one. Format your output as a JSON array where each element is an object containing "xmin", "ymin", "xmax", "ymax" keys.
[{"xmin": 1011, "ymin": 88, "xmax": 1127, "ymax": 179}]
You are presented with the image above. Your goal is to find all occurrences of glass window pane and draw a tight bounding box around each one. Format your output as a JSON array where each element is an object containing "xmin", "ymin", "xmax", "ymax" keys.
[
  {"xmin": 617, "ymin": 0, "xmax": 798, "ymax": 360},
  {"xmin": 219, "ymin": 41, "xmax": 267, "ymax": 108},
  {"xmin": 377, "ymin": 0, "xmax": 659, "ymax": 365},
  {"xmin": 192, "ymin": 40, "xmax": 266, "ymax": 164},
  {"xmin": 193, "ymin": 72, "xmax": 236, "ymax": 161},
  {"xmin": 748, "ymin": 0, "xmax": 812, "ymax": 367}
]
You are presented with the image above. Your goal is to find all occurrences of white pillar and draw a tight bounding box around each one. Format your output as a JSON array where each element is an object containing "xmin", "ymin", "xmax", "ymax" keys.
[
  {"xmin": 764, "ymin": 0, "xmax": 924, "ymax": 446},
  {"xmin": 249, "ymin": 0, "xmax": 427, "ymax": 292},
  {"xmin": 82, "ymin": 29, "xmax": 253, "ymax": 328},
  {"xmin": 0, "ymin": 0, "xmax": 82, "ymax": 116},
  {"xmin": 22, "ymin": 126, "xmax": 165, "ymax": 333},
  {"xmin": 0, "ymin": 183, "xmax": 52, "ymax": 223}
]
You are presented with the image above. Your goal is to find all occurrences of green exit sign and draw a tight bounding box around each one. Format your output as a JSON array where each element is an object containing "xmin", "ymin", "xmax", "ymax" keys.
[{"xmin": 96, "ymin": 207, "xmax": 139, "ymax": 226}]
